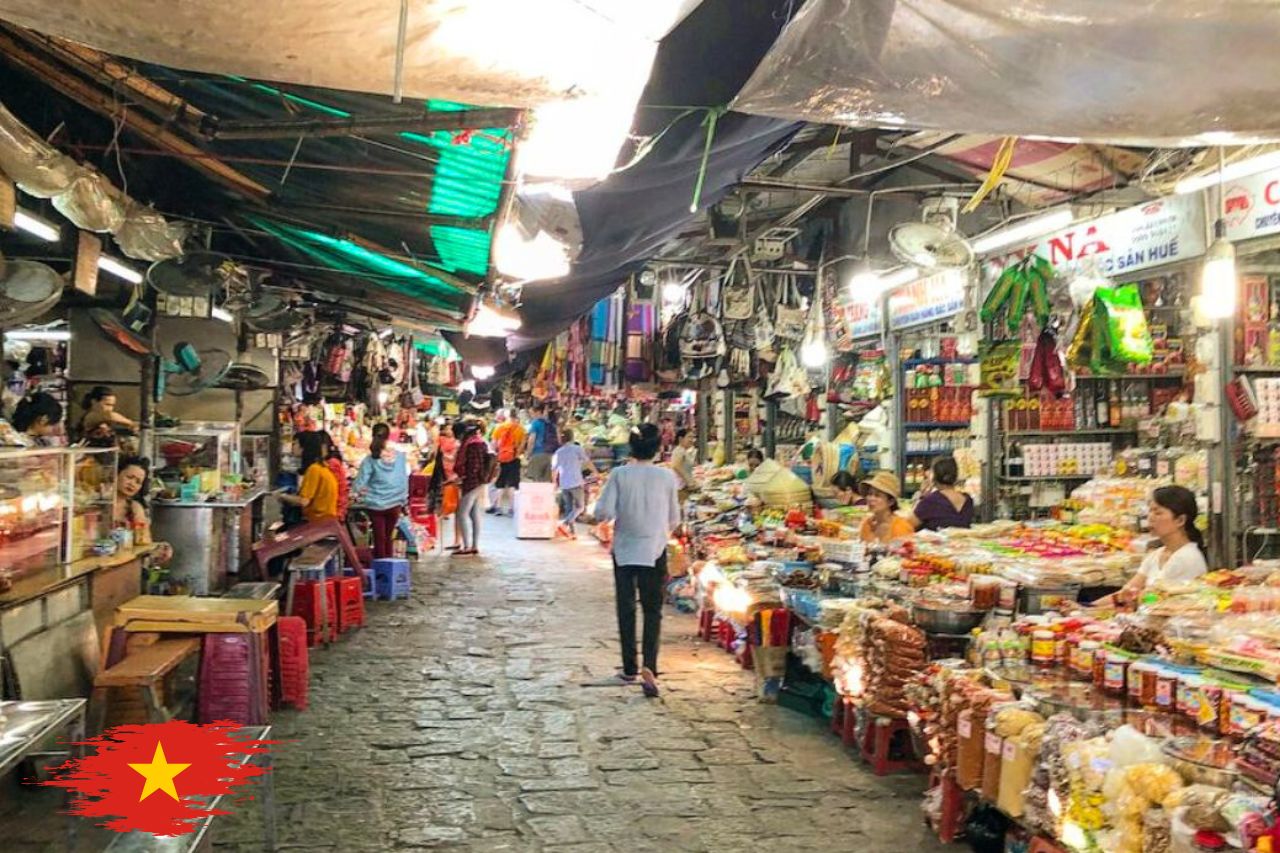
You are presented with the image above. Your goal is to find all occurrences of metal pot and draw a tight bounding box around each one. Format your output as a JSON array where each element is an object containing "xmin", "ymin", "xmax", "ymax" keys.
[{"xmin": 910, "ymin": 602, "xmax": 986, "ymax": 635}]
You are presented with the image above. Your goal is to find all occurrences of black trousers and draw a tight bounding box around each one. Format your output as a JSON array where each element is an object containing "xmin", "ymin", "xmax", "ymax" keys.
[{"xmin": 613, "ymin": 551, "xmax": 668, "ymax": 676}]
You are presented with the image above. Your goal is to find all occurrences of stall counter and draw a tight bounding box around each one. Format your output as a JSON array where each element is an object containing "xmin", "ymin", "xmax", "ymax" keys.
[{"xmin": 151, "ymin": 488, "xmax": 266, "ymax": 596}]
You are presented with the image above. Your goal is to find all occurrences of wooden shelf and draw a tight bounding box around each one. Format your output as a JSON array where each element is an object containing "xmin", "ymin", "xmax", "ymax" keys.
[
  {"xmin": 1074, "ymin": 372, "xmax": 1185, "ymax": 380},
  {"xmin": 904, "ymin": 422, "xmax": 972, "ymax": 430},
  {"xmin": 999, "ymin": 474, "xmax": 1094, "ymax": 483}
]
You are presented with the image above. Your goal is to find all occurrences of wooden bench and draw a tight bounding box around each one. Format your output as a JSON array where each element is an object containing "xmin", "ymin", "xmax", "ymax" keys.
[
  {"xmin": 223, "ymin": 582, "xmax": 282, "ymax": 600},
  {"xmin": 91, "ymin": 633, "xmax": 201, "ymax": 733}
]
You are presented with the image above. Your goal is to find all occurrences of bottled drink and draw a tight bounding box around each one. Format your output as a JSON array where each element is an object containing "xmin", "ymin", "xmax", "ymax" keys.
[
  {"xmin": 1095, "ymin": 385, "xmax": 1108, "ymax": 429},
  {"xmin": 1109, "ymin": 382, "xmax": 1121, "ymax": 428}
]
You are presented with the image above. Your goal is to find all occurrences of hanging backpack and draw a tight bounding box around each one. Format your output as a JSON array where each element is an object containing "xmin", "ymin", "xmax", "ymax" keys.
[
  {"xmin": 680, "ymin": 281, "xmax": 726, "ymax": 384},
  {"xmin": 774, "ymin": 274, "xmax": 807, "ymax": 341}
]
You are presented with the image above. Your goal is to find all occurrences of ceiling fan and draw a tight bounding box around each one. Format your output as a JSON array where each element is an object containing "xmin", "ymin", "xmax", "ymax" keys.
[{"xmin": 888, "ymin": 196, "xmax": 975, "ymax": 271}]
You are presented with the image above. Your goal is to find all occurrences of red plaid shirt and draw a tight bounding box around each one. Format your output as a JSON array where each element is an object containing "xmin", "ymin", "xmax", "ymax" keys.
[{"xmin": 458, "ymin": 436, "xmax": 489, "ymax": 494}]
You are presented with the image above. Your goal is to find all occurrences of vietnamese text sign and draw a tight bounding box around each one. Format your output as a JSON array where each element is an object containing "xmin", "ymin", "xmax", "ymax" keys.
[
  {"xmin": 888, "ymin": 269, "xmax": 967, "ymax": 330},
  {"xmin": 1223, "ymin": 169, "xmax": 1280, "ymax": 243},
  {"xmin": 836, "ymin": 291, "xmax": 884, "ymax": 339},
  {"xmin": 983, "ymin": 193, "xmax": 1206, "ymax": 280}
]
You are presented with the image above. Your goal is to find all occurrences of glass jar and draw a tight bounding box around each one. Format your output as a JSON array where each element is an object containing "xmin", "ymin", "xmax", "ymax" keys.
[
  {"xmin": 1155, "ymin": 665, "xmax": 1179, "ymax": 713},
  {"xmin": 1104, "ymin": 650, "xmax": 1131, "ymax": 696},
  {"xmin": 1093, "ymin": 645, "xmax": 1108, "ymax": 689},
  {"xmin": 1178, "ymin": 674, "xmax": 1204, "ymax": 720},
  {"xmin": 1128, "ymin": 661, "xmax": 1148, "ymax": 705},
  {"xmin": 1031, "ymin": 630, "xmax": 1056, "ymax": 666},
  {"xmin": 1074, "ymin": 641, "xmax": 1099, "ymax": 680}
]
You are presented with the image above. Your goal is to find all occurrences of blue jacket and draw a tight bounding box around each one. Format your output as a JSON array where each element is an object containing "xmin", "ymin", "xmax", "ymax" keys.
[{"xmin": 353, "ymin": 451, "xmax": 409, "ymax": 510}]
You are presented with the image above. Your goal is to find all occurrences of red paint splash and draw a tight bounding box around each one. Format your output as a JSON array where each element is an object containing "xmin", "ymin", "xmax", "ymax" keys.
[{"xmin": 38, "ymin": 720, "xmax": 276, "ymax": 836}]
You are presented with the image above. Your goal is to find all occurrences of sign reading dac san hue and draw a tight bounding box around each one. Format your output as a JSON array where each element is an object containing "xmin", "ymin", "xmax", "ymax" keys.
[
  {"xmin": 1222, "ymin": 169, "xmax": 1280, "ymax": 242},
  {"xmin": 982, "ymin": 193, "xmax": 1207, "ymax": 280},
  {"xmin": 888, "ymin": 269, "xmax": 967, "ymax": 331}
]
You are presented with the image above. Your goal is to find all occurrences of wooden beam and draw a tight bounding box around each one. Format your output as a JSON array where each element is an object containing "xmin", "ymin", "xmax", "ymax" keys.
[
  {"xmin": 0, "ymin": 31, "xmax": 271, "ymax": 201},
  {"xmin": 200, "ymin": 108, "xmax": 521, "ymax": 141}
]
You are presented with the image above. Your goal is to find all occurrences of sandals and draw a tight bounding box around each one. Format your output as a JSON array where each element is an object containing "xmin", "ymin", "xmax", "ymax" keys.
[{"xmin": 640, "ymin": 668, "xmax": 660, "ymax": 698}]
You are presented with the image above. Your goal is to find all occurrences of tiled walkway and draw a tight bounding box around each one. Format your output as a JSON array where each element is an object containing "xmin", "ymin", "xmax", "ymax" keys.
[{"xmin": 215, "ymin": 518, "xmax": 952, "ymax": 852}]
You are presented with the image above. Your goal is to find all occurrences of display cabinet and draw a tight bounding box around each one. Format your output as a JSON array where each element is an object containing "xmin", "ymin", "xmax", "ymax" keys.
[
  {"xmin": 0, "ymin": 448, "xmax": 67, "ymax": 578},
  {"xmin": 150, "ymin": 422, "xmax": 241, "ymax": 498},
  {"xmin": 66, "ymin": 447, "xmax": 118, "ymax": 562},
  {"xmin": 239, "ymin": 434, "xmax": 271, "ymax": 487}
]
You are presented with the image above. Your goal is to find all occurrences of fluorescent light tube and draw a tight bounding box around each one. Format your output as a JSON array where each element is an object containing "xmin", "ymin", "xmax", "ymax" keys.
[
  {"xmin": 12, "ymin": 209, "xmax": 60, "ymax": 242},
  {"xmin": 1175, "ymin": 151, "xmax": 1280, "ymax": 195},
  {"xmin": 971, "ymin": 209, "xmax": 1075, "ymax": 254},
  {"xmin": 97, "ymin": 256, "xmax": 143, "ymax": 284}
]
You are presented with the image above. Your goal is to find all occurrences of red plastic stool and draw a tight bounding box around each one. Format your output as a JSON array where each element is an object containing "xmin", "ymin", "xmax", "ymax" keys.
[
  {"xmin": 198, "ymin": 633, "xmax": 270, "ymax": 725},
  {"xmin": 830, "ymin": 695, "xmax": 846, "ymax": 736},
  {"xmin": 697, "ymin": 608, "xmax": 715, "ymax": 641},
  {"xmin": 336, "ymin": 576, "xmax": 365, "ymax": 632},
  {"xmin": 930, "ymin": 769, "xmax": 966, "ymax": 844},
  {"xmin": 717, "ymin": 619, "xmax": 735, "ymax": 652},
  {"xmin": 291, "ymin": 579, "xmax": 338, "ymax": 647},
  {"xmin": 275, "ymin": 615, "xmax": 310, "ymax": 711},
  {"xmin": 840, "ymin": 699, "xmax": 859, "ymax": 748},
  {"xmin": 738, "ymin": 643, "xmax": 753, "ymax": 670},
  {"xmin": 859, "ymin": 715, "xmax": 921, "ymax": 776}
]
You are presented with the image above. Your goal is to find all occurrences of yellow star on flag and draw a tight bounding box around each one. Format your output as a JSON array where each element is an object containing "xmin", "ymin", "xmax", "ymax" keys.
[{"xmin": 128, "ymin": 741, "xmax": 190, "ymax": 802}]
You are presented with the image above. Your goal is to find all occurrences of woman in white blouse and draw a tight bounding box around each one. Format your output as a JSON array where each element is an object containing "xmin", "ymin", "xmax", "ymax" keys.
[{"xmin": 1100, "ymin": 485, "xmax": 1209, "ymax": 608}]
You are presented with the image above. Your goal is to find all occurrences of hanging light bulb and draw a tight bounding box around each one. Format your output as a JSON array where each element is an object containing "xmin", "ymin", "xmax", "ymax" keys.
[
  {"xmin": 1200, "ymin": 219, "xmax": 1236, "ymax": 320},
  {"xmin": 800, "ymin": 285, "xmax": 829, "ymax": 369},
  {"xmin": 800, "ymin": 337, "xmax": 828, "ymax": 369},
  {"xmin": 847, "ymin": 257, "xmax": 879, "ymax": 297}
]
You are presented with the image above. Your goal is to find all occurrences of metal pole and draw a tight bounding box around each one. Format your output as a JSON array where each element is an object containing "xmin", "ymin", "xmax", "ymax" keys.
[
  {"xmin": 1217, "ymin": 314, "xmax": 1236, "ymax": 568},
  {"xmin": 722, "ymin": 389, "xmax": 736, "ymax": 461},
  {"xmin": 696, "ymin": 379, "xmax": 710, "ymax": 462},
  {"xmin": 764, "ymin": 399, "xmax": 777, "ymax": 459}
]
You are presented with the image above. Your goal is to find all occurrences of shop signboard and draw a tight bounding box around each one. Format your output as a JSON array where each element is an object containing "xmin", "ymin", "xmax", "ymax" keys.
[
  {"xmin": 515, "ymin": 482, "xmax": 558, "ymax": 539},
  {"xmin": 982, "ymin": 193, "xmax": 1206, "ymax": 280},
  {"xmin": 835, "ymin": 291, "xmax": 884, "ymax": 339},
  {"xmin": 1221, "ymin": 168, "xmax": 1280, "ymax": 243},
  {"xmin": 887, "ymin": 269, "xmax": 967, "ymax": 331}
]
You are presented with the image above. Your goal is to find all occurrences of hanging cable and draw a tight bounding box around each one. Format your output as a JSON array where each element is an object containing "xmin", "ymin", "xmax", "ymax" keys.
[{"xmin": 689, "ymin": 106, "xmax": 726, "ymax": 214}]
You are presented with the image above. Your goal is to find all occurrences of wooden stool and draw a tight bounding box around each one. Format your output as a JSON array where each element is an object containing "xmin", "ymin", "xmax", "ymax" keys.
[{"xmin": 91, "ymin": 634, "xmax": 201, "ymax": 733}]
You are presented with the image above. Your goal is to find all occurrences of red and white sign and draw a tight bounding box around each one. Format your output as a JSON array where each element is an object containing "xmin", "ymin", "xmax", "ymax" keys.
[
  {"xmin": 515, "ymin": 482, "xmax": 558, "ymax": 539},
  {"xmin": 888, "ymin": 269, "xmax": 967, "ymax": 331},
  {"xmin": 982, "ymin": 193, "xmax": 1206, "ymax": 279},
  {"xmin": 1223, "ymin": 169, "xmax": 1280, "ymax": 242},
  {"xmin": 836, "ymin": 292, "xmax": 883, "ymax": 339}
]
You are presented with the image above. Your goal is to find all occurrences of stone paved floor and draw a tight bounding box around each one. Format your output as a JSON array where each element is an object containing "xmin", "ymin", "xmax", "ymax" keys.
[{"xmin": 215, "ymin": 517, "xmax": 954, "ymax": 853}]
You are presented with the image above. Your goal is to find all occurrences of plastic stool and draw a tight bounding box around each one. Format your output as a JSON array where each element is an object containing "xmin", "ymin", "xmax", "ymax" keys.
[
  {"xmin": 198, "ymin": 633, "xmax": 270, "ymax": 725},
  {"xmin": 697, "ymin": 608, "xmax": 715, "ymax": 642},
  {"xmin": 859, "ymin": 715, "xmax": 920, "ymax": 776},
  {"xmin": 840, "ymin": 699, "xmax": 859, "ymax": 748},
  {"xmin": 275, "ymin": 616, "xmax": 310, "ymax": 711},
  {"xmin": 830, "ymin": 695, "xmax": 846, "ymax": 737},
  {"xmin": 336, "ymin": 577, "xmax": 365, "ymax": 631},
  {"xmin": 290, "ymin": 579, "xmax": 337, "ymax": 647},
  {"xmin": 372, "ymin": 558, "xmax": 411, "ymax": 601}
]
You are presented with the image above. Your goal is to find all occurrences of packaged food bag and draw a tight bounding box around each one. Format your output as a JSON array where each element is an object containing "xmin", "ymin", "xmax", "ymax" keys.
[{"xmin": 1095, "ymin": 283, "xmax": 1154, "ymax": 365}]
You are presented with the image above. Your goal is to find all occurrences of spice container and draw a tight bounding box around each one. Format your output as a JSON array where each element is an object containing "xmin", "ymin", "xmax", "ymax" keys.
[
  {"xmin": 1092, "ymin": 644, "xmax": 1108, "ymax": 688},
  {"xmin": 1128, "ymin": 660, "xmax": 1148, "ymax": 704},
  {"xmin": 1104, "ymin": 647, "xmax": 1134, "ymax": 696}
]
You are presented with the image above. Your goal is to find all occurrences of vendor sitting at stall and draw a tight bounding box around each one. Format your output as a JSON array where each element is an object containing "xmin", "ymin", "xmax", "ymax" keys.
[
  {"xmin": 830, "ymin": 470, "xmax": 862, "ymax": 507},
  {"xmin": 1096, "ymin": 485, "xmax": 1208, "ymax": 608},
  {"xmin": 273, "ymin": 431, "xmax": 339, "ymax": 524},
  {"xmin": 745, "ymin": 448, "xmax": 765, "ymax": 473},
  {"xmin": 909, "ymin": 455, "xmax": 975, "ymax": 531},
  {"xmin": 7, "ymin": 391, "xmax": 63, "ymax": 447},
  {"xmin": 858, "ymin": 471, "xmax": 914, "ymax": 544},
  {"xmin": 115, "ymin": 456, "xmax": 173, "ymax": 563}
]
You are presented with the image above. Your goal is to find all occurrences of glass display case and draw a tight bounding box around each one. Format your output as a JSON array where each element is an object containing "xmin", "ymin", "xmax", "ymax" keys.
[
  {"xmin": 239, "ymin": 434, "xmax": 271, "ymax": 488},
  {"xmin": 150, "ymin": 422, "xmax": 241, "ymax": 499},
  {"xmin": 0, "ymin": 448, "xmax": 67, "ymax": 578},
  {"xmin": 66, "ymin": 447, "xmax": 118, "ymax": 562}
]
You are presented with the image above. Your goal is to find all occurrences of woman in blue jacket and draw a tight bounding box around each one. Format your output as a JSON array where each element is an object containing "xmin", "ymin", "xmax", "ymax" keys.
[{"xmin": 353, "ymin": 423, "xmax": 409, "ymax": 559}]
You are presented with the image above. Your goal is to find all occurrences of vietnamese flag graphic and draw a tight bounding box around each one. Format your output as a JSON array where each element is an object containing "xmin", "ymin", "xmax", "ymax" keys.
[{"xmin": 39, "ymin": 720, "xmax": 276, "ymax": 836}]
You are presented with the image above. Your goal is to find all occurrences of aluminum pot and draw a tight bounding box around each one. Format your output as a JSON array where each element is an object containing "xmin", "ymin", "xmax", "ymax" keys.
[{"xmin": 910, "ymin": 602, "xmax": 986, "ymax": 635}]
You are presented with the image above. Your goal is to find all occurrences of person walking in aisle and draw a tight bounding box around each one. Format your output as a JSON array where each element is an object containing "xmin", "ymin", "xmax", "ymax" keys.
[
  {"xmin": 551, "ymin": 427, "xmax": 598, "ymax": 539},
  {"xmin": 594, "ymin": 423, "xmax": 682, "ymax": 698},
  {"xmin": 488, "ymin": 409, "xmax": 526, "ymax": 517},
  {"xmin": 353, "ymin": 423, "xmax": 410, "ymax": 559},
  {"xmin": 525, "ymin": 402, "xmax": 553, "ymax": 482},
  {"xmin": 454, "ymin": 421, "xmax": 492, "ymax": 557}
]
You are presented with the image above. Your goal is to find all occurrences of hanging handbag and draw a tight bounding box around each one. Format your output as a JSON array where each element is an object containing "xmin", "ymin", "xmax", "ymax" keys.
[
  {"xmin": 720, "ymin": 256, "xmax": 755, "ymax": 321},
  {"xmin": 774, "ymin": 274, "xmax": 807, "ymax": 341}
]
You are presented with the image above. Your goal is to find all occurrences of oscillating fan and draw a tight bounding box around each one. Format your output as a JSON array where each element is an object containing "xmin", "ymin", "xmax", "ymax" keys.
[
  {"xmin": 0, "ymin": 258, "xmax": 64, "ymax": 325},
  {"xmin": 888, "ymin": 197, "xmax": 975, "ymax": 270},
  {"xmin": 155, "ymin": 342, "xmax": 233, "ymax": 400}
]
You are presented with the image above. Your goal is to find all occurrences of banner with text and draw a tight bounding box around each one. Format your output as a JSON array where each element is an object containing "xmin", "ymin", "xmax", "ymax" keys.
[
  {"xmin": 888, "ymin": 269, "xmax": 968, "ymax": 331},
  {"xmin": 1222, "ymin": 169, "xmax": 1280, "ymax": 243},
  {"xmin": 982, "ymin": 194, "xmax": 1206, "ymax": 280}
]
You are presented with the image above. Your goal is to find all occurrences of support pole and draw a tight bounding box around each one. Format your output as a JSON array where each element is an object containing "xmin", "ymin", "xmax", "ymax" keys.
[
  {"xmin": 722, "ymin": 389, "xmax": 736, "ymax": 462},
  {"xmin": 764, "ymin": 399, "xmax": 778, "ymax": 459}
]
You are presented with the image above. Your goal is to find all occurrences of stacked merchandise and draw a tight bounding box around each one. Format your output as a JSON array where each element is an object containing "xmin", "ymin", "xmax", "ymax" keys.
[
  {"xmin": 276, "ymin": 615, "xmax": 310, "ymax": 711},
  {"xmin": 862, "ymin": 613, "xmax": 928, "ymax": 718},
  {"xmin": 197, "ymin": 633, "xmax": 270, "ymax": 725}
]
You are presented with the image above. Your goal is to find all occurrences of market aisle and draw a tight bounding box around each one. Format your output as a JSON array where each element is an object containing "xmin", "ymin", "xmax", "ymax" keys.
[{"xmin": 217, "ymin": 520, "xmax": 954, "ymax": 853}]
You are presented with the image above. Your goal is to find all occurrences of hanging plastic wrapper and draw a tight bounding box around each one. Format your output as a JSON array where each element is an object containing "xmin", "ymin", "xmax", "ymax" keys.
[
  {"xmin": 0, "ymin": 100, "xmax": 186, "ymax": 260},
  {"xmin": 733, "ymin": 0, "xmax": 1280, "ymax": 146}
]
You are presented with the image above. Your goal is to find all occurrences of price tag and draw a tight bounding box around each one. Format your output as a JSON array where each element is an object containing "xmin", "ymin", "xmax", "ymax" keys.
[
  {"xmin": 958, "ymin": 716, "xmax": 972, "ymax": 739},
  {"xmin": 1156, "ymin": 459, "xmax": 1170, "ymax": 477},
  {"xmin": 1003, "ymin": 740, "xmax": 1017, "ymax": 761},
  {"xmin": 985, "ymin": 733, "xmax": 1002, "ymax": 755}
]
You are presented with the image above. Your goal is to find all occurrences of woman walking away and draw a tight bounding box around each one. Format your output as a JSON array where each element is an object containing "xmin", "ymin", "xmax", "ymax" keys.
[
  {"xmin": 353, "ymin": 423, "xmax": 409, "ymax": 559},
  {"xmin": 454, "ymin": 421, "xmax": 491, "ymax": 557},
  {"xmin": 595, "ymin": 423, "xmax": 682, "ymax": 698}
]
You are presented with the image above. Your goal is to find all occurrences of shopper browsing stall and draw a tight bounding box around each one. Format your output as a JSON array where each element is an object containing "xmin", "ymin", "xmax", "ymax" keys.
[
  {"xmin": 909, "ymin": 455, "xmax": 975, "ymax": 531},
  {"xmin": 353, "ymin": 423, "xmax": 410, "ymax": 560},
  {"xmin": 489, "ymin": 409, "xmax": 525, "ymax": 517},
  {"xmin": 669, "ymin": 429, "xmax": 697, "ymax": 492},
  {"xmin": 858, "ymin": 471, "xmax": 914, "ymax": 544},
  {"xmin": 454, "ymin": 421, "xmax": 490, "ymax": 557},
  {"xmin": 594, "ymin": 423, "xmax": 682, "ymax": 698},
  {"xmin": 552, "ymin": 428, "xmax": 598, "ymax": 539},
  {"xmin": 274, "ymin": 432, "xmax": 340, "ymax": 524},
  {"xmin": 1097, "ymin": 485, "xmax": 1208, "ymax": 607},
  {"xmin": 525, "ymin": 402, "xmax": 554, "ymax": 482}
]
